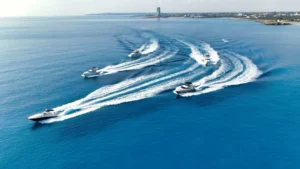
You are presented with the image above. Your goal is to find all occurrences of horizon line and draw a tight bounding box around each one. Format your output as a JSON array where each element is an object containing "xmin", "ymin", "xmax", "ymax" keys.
[{"xmin": 1, "ymin": 11, "xmax": 299, "ymax": 18}]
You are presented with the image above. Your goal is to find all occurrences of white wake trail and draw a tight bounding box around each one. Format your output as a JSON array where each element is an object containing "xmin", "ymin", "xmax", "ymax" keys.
[
  {"xmin": 140, "ymin": 39, "xmax": 159, "ymax": 54},
  {"xmin": 53, "ymin": 41, "xmax": 220, "ymax": 117},
  {"xmin": 220, "ymin": 54, "xmax": 262, "ymax": 86},
  {"xmin": 205, "ymin": 53, "xmax": 243, "ymax": 86},
  {"xmin": 52, "ymin": 38, "xmax": 175, "ymax": 115},
  {"xmin": 98, "ymin": 50, "xmax": 170, "ymax": 75},
  {"xmin": 113, "ymin": 50, "xmax": 178, "ymax": 72},
  {"xmin": 81, "ymin": 63, "xmax": 199, "ymax": 106},
  {"xmin": 181, "ymin": 53, "xmax": 262, "ymax": 97},
  {"xmin": 98, "ymin": 42, "xmax": 177, "ymax": 75},
  {"xmin": 188, "ymin": 44, "xmax": 222, "ymax": 87},
  {"xmin": 179, "ymin": 40, "xmax": 220, "ymax": 66},
  {"xmin": 78, "ymin": 71, "xmax": 201, "ymax": 116},
  {"xmin": 98, "ymin": 38, "xmax": 160, "ymax": 71},
  {"xmin": 186, "ymin": 43, "xmax": 206, "ymax": 66},
  {"xmin": 41, "ymin": 40, "xmax": 243, "ymax": 123},
  {"xmin": 43, "ymin": 63, "xmax": 200, "ymax": 123},
  {"xmin": 53, "ymin": 71, "xmax": 168, "ymax": 115},
  {"xmin": 193, "ymin": 58, "xmax": 228, "ymax": 87},
  {"xmin": 85, "ymin": 71, "xmax": 168, "ymax": 100},
  {"xmin": 203, "ymin": 43, "xmax": 220, "ymax": 63},
  {"xmin": 193, "ymin": 53, "xmax": 242, "ymax": 88}
]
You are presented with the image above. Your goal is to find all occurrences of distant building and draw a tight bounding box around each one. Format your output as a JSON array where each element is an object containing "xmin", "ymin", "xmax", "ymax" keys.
[
  {"xmin": 277, "ymin": 19, "xmax": 282, "ymax": 23},
  {"xmin": 156, "ymin": 7, "xmax": 161, "ymax": 17}
]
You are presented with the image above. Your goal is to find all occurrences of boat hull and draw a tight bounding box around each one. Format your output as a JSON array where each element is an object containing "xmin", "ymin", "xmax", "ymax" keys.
[
  {"xmin": 28, "ymin": 116, "xmax": 57, "ymax": 121},
  {"xmin": 81, "ymin": 73, "xmax": 100, "ymax": 78},
  {"xmin": 128, "ymin": 53, "xmax": 141, "ymax": 58},
  {"xmin": 174, "ymin": 89, "xmax": 196, "ymax": 94}
]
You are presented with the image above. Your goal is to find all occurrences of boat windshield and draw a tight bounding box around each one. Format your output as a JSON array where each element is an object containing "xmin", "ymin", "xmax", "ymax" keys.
[
  {"xmin": 181, "ymin": 85, "xmax": 190, "ymax": 89},
  {"xmin": 43, "ymin": 112, "xmax": 54, "ymax": 116},
  {"xmin": 89, "ymin": 69, "xmax": 97, "ymax": 72}
]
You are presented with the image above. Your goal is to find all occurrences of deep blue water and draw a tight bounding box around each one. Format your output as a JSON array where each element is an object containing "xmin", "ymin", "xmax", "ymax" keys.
[{"xmin": 1, "ymin": 16, "xmax": 300, "ymax": 169}]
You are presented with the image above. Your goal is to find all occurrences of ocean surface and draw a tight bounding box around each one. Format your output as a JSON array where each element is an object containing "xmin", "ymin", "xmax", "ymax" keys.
[{"xmin": 1, "ymin": 15, "xmax": 300, "ymax": 169}]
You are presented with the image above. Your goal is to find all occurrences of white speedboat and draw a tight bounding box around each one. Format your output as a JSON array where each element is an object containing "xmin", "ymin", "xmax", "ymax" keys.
[
  {"xmin": 174, "ymin": 82, "xmax": 196, "ymax": 94},
  {"xmin": 128, "ymin": 50, "xmax": 141, "ymax": 58},
  {"xmin": 204, "ymin": 54, "xmax": 211, "ymax": 66},
  {"xmin": 28, "ymin": 109, "xmax": 58, "ymax": 121},
  {"xmin": 81, "ymin": 67, "xmax": 100, "ymax": 78}
]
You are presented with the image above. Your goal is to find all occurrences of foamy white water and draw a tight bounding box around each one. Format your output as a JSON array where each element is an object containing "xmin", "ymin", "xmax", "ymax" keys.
[
  {"xmin": 43, "ymin": 62, "xmax": 200, "ymax": 123},
  {"xmin": 85, "ymin": 71, "xmax": 169, "ymax": 100},
  {"xmin": 42, "ymin": 39, "xmax": 260, "ymax": 123},
  {"xmin": 43, "ymin": 63, "xmax": 202, "ymax": 123},
  {"xmin": 193, "ymin": 58, "xmax": 228, "ymax": 87},
  {"xmin": 78, "ymin": 63, "xmax": 196, "ymax": 108},
  {"xmin": 179, "ymin": 40, "xmax": 220, "ymax": 66},
  {"xmin": 140, "ymin": 39, "xmax": 159, "ymax": 54},
  {"xmin": 181, "ymin": 53, "xmax": 262, "ymax": 97},
  {"xmin": 206, "ymin": 53, "xmax": 244, "ymax": 86},
  {"xmin": 187, "ymin": 43, "xmax": 206, "ymax": 66},
  {"xmin": 50, "ymin": 40, "xmax": 222, "ymax": 122},
  {"xmin": 97, "ymin": 39, "xmax": 176, "ymax": 75},
  {"xmin": 53, "ymin": 71, "xmax": 168, "ymax": 114},
  {"xmin": 115, "ymin": 50, "xmax": 178, "ymax": 72},
  {"xmin": 204, "ymin": 43, "xmax": 220, "ymax": 63},
  {"xmin": 98, "ymin": 38, "xmax": 160, "ymax": 70}
]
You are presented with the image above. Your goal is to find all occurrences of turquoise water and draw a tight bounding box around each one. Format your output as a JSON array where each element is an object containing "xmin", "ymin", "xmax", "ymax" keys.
[{"xmin": 1, "ymin": 16, "xmax": 300, "ymax": 169}]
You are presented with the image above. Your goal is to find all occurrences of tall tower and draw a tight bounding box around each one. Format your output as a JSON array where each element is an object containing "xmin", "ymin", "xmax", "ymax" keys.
[{"xmin": 156, "ymin": 7, "xmax": 161, "ymax": 17}]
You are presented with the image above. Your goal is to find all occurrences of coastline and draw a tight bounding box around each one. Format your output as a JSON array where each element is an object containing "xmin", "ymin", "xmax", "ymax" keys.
[
  {"xmin": 138, "ymin": 11, "xmax": 300, "ymax": 25},
  {"xmin": 143, "ymin": 15, "xmax": 299, "ymax": 25},
  {"xmin": 229, "ymin": 17, "xmax": 300, "ymax": 25}
]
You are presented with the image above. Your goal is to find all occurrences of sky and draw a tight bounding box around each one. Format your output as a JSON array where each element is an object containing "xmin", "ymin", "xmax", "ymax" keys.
[{"xmin": 0, "ymin": 0, "xmax": 299, "ymax": 17}]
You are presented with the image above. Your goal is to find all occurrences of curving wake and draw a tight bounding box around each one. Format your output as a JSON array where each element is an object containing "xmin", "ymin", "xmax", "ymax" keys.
[
  {"xmin": 139, "ymin": 39, "xmax": 159, "ymax": 55},
  {"xmin": 97, "ymin": 38, "xmax": 178, "ymax": 75},
  {"xmin": 34, "ymin": 33, "xmax": 262, "ymax": 124},
  {"xmin": 180, "ymin": 51, "xmax": 262, "ymax": 97}
]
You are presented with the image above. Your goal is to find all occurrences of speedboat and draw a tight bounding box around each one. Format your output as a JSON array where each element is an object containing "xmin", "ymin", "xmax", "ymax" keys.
[
  {"xmin": 28, "ymin": 109, "xmax": 58, "ymax": 121},
  {"xmin": 174, "ymin": 82, "xmax": 196, "ymax": 94},
  {"xmin": 128, "ymin": 50, "xmax": 141, "ymax": 58},
  {"xmin": 81, "ymin": 67, "xmax": 100, "ymax": 78},
  {"xmin": 204, "ymin": 54, "xmax": 211, "ymax": 66}
]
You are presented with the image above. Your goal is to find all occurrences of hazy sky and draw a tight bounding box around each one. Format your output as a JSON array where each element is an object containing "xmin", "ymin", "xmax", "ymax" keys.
[{"xmin": 0, "ymin": 0, "xmax": 299, "ymax": 16}]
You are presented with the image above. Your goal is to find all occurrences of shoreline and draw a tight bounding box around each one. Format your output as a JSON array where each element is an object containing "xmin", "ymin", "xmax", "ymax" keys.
[
  {"xmin": 142, "ymin": 15, "xmax": 300, "ymax": 25},
  {"xmin": 229, "ymin": 17, "xmax": 300, "ymax": 25}
]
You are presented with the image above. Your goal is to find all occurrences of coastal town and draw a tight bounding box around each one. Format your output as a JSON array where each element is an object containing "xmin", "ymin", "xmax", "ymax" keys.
[{"xmin": 145, "ymin": 7, "xmax": 300, "ymax": 25}]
